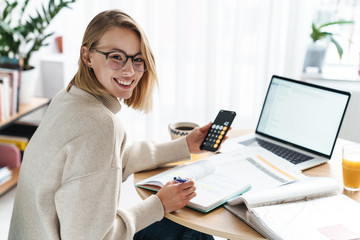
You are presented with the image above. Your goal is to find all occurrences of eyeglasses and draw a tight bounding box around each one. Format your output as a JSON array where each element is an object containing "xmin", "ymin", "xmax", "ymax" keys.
[{"xmin": 90, "ymin": 48, "xmax": 147, "ymax": 72}]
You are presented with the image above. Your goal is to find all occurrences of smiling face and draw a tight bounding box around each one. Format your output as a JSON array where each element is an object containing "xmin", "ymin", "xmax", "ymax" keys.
[{"xmin": 85, "ymin": 27, "xmax": 144, "ymax": 99}]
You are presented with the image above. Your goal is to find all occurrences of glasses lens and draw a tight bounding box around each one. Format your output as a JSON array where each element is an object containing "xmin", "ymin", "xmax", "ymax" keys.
[
  {"xmin": 107, "ymin": 52, "xmax": 147, "ymax": 72},
  {"xmin": 132, "ymin": 56, "xmax": 147, "ymax": 72},
  {"xmin": 108, "ymin": 52, "xmax": 126, "ymax": 70}
]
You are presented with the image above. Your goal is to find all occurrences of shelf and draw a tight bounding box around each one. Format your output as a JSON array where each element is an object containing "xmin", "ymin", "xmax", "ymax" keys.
[
  {"xmin": 301, "ymin": 64, "xmax": 360, "ymax": 82},
  {"xmin": 0, "ymin": 97, "xmax": 50, "ymax": 196},
  {"xmin": 0, "ymin": 167, "xmax": 19, "ymax": 196},
  {"xmin": 0, "ymin": 97, "xmax": 50, "ymax": 130}
]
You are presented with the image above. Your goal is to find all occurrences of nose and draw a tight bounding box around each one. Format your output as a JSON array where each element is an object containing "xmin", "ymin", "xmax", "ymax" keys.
[{"xmin": 121, "ymin": 58, "xmax": 135, "ymax": 75}]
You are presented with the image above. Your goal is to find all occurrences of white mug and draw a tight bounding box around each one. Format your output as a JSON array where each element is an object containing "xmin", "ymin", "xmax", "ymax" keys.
[{"xmin": 168, "ymin": 122, "xmax": 199, "ymax": 140}]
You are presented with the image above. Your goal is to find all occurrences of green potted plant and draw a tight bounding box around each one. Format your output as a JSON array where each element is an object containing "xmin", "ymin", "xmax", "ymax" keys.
[
  {"xmin": 303, "ymin": 20, "xmax": 354, "ymax": 73},
  {"xmin": 0, "ymin": 0, "xmax": 76, "ymax": 70}
]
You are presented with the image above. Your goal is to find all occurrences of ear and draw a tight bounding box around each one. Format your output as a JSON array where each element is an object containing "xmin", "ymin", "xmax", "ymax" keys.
[{"xmin": 81, "ymin": 46, "xmax": 92, "ymax": 67}]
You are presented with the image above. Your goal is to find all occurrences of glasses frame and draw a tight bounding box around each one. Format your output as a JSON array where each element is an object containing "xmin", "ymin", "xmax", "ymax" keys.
[{"xmin": 90, "ymin": 48, "xmax": 147, "ymax": 72}]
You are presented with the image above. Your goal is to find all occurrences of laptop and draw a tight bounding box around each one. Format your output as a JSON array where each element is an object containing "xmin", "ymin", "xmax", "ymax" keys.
[{"xmin": 232, "ymin": 75, "xmax": 351, "ymax": 171}]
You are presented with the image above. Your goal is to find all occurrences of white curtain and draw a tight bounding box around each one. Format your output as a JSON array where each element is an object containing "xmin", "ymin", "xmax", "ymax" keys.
[{"xmin": 57, "ymin": 0, "xmax": 316, "ymax": 143}]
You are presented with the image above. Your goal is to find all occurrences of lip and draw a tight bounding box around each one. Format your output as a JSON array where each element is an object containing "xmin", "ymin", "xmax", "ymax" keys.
[{"xmin": 113, "ymin": 78, "xmax": 134, "ymax": 88}]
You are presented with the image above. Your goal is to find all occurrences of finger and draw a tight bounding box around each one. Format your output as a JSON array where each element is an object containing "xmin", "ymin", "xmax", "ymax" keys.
[
  {"xmin": 199, "ymin": 122, "xmax": 212, "ymax": 133},
  {"xmin": 185, "ymin": 191, "xmax": 197, "ymax": 201},
  {"xmin": 179, "ymin": 179, "xmax": 195, "ymax": 189},
  {"xmin": 166, "ymin": 180, "xmax": 178, "ymax": 186},
  {"xmin": 182, "ymin": 186, "xmax": 197, "ymax": 200}
]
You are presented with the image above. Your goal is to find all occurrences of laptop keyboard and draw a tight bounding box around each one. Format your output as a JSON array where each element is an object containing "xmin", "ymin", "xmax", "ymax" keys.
[{"xmin": 240, "ymin": 138, "xmax": 314, "ymax": 164}]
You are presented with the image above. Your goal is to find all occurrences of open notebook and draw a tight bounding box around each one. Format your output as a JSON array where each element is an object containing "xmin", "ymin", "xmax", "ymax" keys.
[{"xmin": 224, "ymin": 177, "xmax": 360, "ymax": 240}]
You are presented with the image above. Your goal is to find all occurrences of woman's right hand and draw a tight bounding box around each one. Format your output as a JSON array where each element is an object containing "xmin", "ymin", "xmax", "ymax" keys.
[{"xmin": 156, "ymin": 179, "xmax": 196, "ymax": 214}]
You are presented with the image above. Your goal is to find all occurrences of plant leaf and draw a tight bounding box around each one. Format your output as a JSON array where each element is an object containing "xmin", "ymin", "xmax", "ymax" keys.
[
  {"xmin": 330, "ymin": 37, "xmax": 343, "ymax": 59},
  {"xmin": 1, "ymin": 0, "xmax": 76, "ymax": 65},
  {"xmin": 3, "ymin": 1, "xmax": 18, "ymax": 20},
  {"xmin": 319, "ymin": 20, "xmax": 354, "ymax": 29},
  {"xmin": 0, "ymin": 21, "xmax": 15, "ymax": 34},
  {"xmin": 318, "ymin": 32, "xmax": 333, "ymax": 39}
]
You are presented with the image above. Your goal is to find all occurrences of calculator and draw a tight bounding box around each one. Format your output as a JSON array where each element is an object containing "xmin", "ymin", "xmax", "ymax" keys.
[{"xmin": 200, "ymin": 110, "xmax": 236, "ymax": 152}]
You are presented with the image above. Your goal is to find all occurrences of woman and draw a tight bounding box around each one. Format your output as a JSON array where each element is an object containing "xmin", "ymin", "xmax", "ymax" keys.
[{"xmin": 9, "ymin": 9, "xmax": 214, "ymax": 240}]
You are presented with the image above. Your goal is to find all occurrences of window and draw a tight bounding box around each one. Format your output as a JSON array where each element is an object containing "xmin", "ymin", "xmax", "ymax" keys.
[{"xmin": 313, "ymin": 0, "xmax": 360, "ymax": 66}]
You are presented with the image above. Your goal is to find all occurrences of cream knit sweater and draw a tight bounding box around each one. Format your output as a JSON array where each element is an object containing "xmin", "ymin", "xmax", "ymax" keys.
[{"xmin": 8, "ymin": 86, "xmax": 191, "ymax": 240}]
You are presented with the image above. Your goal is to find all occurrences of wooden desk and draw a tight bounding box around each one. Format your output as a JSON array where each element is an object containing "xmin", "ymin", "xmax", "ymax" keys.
[{"xmin": 134, "ymin": 130, "xmax": 360, "ymax": 240}]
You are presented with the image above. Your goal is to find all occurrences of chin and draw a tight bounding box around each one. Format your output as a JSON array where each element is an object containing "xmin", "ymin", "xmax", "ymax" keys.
[{"xmin": 117, "ymin": 92, "xmax": 133, "ymax": 100}]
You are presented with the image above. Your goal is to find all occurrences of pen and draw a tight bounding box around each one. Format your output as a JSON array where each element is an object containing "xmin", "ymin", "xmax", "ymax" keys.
[{"xmin": 173, "ymin": 176, "xmax": 188, "ymax": 183}]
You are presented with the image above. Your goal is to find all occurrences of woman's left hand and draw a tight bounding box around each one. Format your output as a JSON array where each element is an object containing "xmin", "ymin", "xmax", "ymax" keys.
[
  {"xmin": 185, "ymin": 122, "xmax": 212, "ymax": 154},
  {"xmin": 186, "ymin": 122, "xmax": 231, "ymax": 154}
]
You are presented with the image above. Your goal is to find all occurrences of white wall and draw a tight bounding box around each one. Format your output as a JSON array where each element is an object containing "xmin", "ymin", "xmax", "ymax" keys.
[{"xmin": 32, "ymin": 0, "xmax": 321, "ymax": 143}]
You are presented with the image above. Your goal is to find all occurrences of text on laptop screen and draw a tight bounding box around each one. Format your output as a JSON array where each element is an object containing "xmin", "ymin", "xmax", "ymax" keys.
[{"xmin": 257, "ymin": 77, "xmax": 349, "ymax": 156}]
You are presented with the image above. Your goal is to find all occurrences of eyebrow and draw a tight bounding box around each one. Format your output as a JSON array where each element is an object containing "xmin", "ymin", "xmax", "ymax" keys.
[{"xmin": 108, "ymin": 48, "xmax": 142, "ymax": 56}]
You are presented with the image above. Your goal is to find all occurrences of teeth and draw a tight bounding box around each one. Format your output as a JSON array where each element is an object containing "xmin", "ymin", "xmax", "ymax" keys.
[{"xmin": 116, "ymin": 79, "xmax": 132, "ymax": 86}]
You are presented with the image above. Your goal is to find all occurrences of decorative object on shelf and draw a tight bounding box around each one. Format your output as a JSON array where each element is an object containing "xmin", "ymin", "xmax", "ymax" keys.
[
  {"xmin": 19, "ymin": 67, "xmax": 39, "ymax": 103},
  {"xmin": 55, "ymin": 36, "xmax": 63, "ymax": 53},
  {"xmin": 303, "ymin": 20, "xmax": 354, "ymax": 73},
  {"xmin": 0, "ymin": 143, "xmax": 21, "ymax": 169},
  {"xmin": 0, "ymin": 0, "xmax": 76, "ymax": 104}
]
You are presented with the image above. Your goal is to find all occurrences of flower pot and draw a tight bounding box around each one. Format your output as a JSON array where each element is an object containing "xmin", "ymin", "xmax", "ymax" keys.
[
  {"xmin": 20, "ymin": 67, "xmax": 39, "ymax": 104},
  {"xmin": 303, "ymin": 43, "xmax": 327, "ymax": 73}
]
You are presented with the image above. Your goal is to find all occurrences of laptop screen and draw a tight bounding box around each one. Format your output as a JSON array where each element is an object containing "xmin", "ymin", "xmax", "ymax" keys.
[{"xmin": 256, "ymin": 75, "xmax": 350, "ymax": 157}]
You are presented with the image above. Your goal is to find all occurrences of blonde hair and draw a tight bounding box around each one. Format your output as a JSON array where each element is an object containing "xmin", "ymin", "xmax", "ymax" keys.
[{"xmin": 67, "ymin": 10, "xmax": 158, "ymax": 112}]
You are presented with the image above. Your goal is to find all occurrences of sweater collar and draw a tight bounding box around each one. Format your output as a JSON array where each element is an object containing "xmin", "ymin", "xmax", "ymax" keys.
[{"xmin": 69, "ymin": 86, "xmax": 121, "ymax": 114}]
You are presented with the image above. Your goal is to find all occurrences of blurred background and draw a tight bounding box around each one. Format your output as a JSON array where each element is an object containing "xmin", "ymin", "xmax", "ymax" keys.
[
  {"xmin": 1, "ymin": 1, "xmax": 360, "ymax": 238},
  {"xmin": 16, "ymin": 0, "xmax": 360, "ymax": 143}
]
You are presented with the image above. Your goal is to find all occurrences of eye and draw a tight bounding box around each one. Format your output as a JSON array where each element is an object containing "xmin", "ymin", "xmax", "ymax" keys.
[
  {"xmin": 133, "ymin": 57, "xmax": 144, "ymax": 63},
  {"xmin": 109, "ymin": 53, "xmax": 125, "ymax": 62}
]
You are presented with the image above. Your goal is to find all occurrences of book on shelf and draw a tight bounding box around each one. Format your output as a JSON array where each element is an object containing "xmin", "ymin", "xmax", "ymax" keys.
[
  {"xmin": 224, "ymin": 177, "xmax": 360, "ymax": 240},
  {"xmin": 0, "ymin": 134, "xmax": 29, "ymax": 152},
  {"xmin": 0, "ymin": 73, "xmax": 11, "ymax": 120},
  {"xmin": 0, "ymin": 123, "xmax": 37, "ymax": 164},
  {"xmin": 0, "ymin": 166, "xmax": 12, "ymax": 186},
  {"xmin": 0, "ymin": 68, "xmax": 21, "ymax": 120},
  {"xmin": 136, "ymin": 149, "xmax": 299, "ymax": 213}
]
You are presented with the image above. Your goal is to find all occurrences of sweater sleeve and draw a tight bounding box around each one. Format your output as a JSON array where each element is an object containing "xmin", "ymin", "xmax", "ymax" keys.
[
  {"xmin": 122, "ymin": 137, "xmax": 191, "ymax": 180},
  {"xmin": 54, "ymin": 122, "xmax": 166, "ymax": 239},
  {"xmin": 54, "ymin": 168, "xmax": 164, "ymax": 240}
]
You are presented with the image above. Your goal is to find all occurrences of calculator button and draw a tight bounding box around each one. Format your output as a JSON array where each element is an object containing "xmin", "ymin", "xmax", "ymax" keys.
[{"xmin": 223, "ymin": 126, "xmax": 228, "ymax": 131}]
